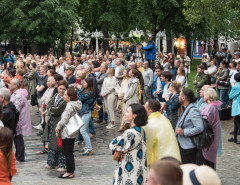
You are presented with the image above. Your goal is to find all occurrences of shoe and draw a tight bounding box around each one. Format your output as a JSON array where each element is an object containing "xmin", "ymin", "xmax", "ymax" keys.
[
  {"xmin": 106, "ymin": 123, "xmax": 114, "ymax": 129},
  {"xmin": 228, "ymin": 137, "xmax": 237, "ymax": 143},
  {"xmin": 58, "ymin": 173, "xmax": 75, "ymax": 178},
  {"xmin": 81, "ymin": 149, "xmax": 94, "ymax": 156},
  {"xmin": 40, "ymin": 148, "xmax": 48, "ymax": 154},
  {"xmin": 90, "ymin": 134, "xmax": 95, "ymax": 138},
  {"xmin": 45, "ymin": 164, "xmax": 58, "ymax": 169},
  {"xmin": 101, "ymin": 120, "xmax": 107, "ymax": 124},
  {"xmin": 33, "ymin": 124, "xmax": 42, "ymax": 130},
  {"xmin": 236, "ymin": 141, "xmax": 240, "ymax": 144},
  {"xmin": 57, "ymin": 168, "xmax": 67, "ymax": 172},
  {"xmin": 80, "ymin": 147, "xmax": 87, "ymax": 152},
  {"xmin": 96, "ymin": 119, "xmax": 103, "ymax": 123}
]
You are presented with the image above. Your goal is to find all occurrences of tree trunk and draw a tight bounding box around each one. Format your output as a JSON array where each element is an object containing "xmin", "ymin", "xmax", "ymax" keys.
[
  {"xmin": 102, "ymin": 0, "xmax": 109, "ymax": 52},
  {"xmin": 0, "ymin": 42, "xmax": 2, "ymax": 61},
  {"xmin": 167, "ymin": 37, "xmax": 173, "ymax": 53},
  {"xmin": 214, "ymin": 30, "xmax": 219, "ymax": 55},
  {"xmin": 9, "ymin": 39, "xmax": 17, "ymax": 53},
  {"xmin": 31, "ymin": 42, "xmax": 38, "ymax": 55},
  {"xmin": 186, "ymin": 32, "xmax": 191, "ymax": 58}
]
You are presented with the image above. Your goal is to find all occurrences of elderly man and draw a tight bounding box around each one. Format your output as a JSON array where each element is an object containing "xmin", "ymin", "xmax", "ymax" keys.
[
  {"xmin": 9, "ymin": 79, "xmax": 32, "ymax": 162},
  {"xmin": 196, "ymin": 85, "xmax": 212, "ymax": 111},
  {"xmin": 58, "ymin": 56, "xmax": 68, "ymax": 75},
  {"xmin": 143, "ymin": 99, "xmax": 181, "ymax": 166},
  {"xmin": 96, "ymin": 63, "xmax": 108, "ymax": 123},
  {"xmin": 115, "ymin": 58, "xmax": 125, "ymax": 85},
  {"xmin": 0, "ymin": 88, "xmax": 18, "ymax": 132},
  {"xmin": 142, "ymin": 61, "xmax": 153, "ymax": 102},
  {"xmin": 65, "ymin": 65, "xmax": 76, "ymax": 87}
]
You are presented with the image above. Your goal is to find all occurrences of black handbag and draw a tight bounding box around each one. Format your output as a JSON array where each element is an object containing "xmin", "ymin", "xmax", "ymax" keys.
[
  {"xmin": 31, "ymin": 91, "xmax": 38, "ymax": 106},
  {"xmin": 218, "ymin": 107, "xmax": 232, "ymax": 120},
  {"xmin": 210, "ymin": 76, "xmax": 216, "ymax": 84},
  {"xmin": 217, "ymin": 78, "xmax": 230, "ymax": 87},
  {"xmin": 181, "ymin": 107, "xmax": 214, "ymax": 149}
]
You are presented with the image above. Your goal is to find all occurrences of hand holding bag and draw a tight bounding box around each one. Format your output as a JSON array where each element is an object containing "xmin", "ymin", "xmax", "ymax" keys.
[{"xmin": 65, "ymin": 106, "xmax": 84, "ymax": 137}]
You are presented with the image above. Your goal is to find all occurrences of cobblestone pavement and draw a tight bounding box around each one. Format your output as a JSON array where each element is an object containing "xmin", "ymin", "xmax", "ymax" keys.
[{"xmin": 12, "ymin": 106, "xmax": 240, "ymax": 185}]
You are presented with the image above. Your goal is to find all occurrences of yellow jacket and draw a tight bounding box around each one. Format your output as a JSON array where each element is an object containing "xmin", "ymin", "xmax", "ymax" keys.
[{"xmin": 143, "ymin": 112, "xmax": 181, "ymax": 166}]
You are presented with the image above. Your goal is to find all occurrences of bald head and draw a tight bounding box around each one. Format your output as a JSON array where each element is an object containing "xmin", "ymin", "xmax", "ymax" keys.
[{"xmin": 200, "ymin": 85, "xmax": 212, "ymax": 98}]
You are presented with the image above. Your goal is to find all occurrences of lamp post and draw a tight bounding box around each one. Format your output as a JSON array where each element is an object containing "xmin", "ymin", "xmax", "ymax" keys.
[
  {"xmin": 129, "ymin": 28, "xmax": 144, "ymax": 61},
  {"xmin": 91, "ymin": 29, "xmax": 103, "ymax": 55}
]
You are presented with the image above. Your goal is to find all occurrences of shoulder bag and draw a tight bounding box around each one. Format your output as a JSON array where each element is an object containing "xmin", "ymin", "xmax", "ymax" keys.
[
  {"xmin": 181, "ymin": 107, "xmax": 214, "ymax": 149},
  {"xmin": 113, "ymin": 128, "xmax": 143, "ymax": 162},
  {"xmin": 65, "ymin": 105, "xmax": 84, "ymax": 137}
]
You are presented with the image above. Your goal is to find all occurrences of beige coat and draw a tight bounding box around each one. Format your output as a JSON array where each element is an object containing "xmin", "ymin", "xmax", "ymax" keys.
[
  {"xmin": 123, "ymin": 78, "xmax": 139, "ymax": 112},
  {"xmin": 115, "ymin": 65, "xmax": 125, "ymax": 85},
  {"xmin": 102, "ymin": 76, "xmax": 117, "ymax": 122}
]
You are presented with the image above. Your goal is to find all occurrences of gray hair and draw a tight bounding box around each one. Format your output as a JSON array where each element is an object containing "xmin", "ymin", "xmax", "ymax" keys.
[
  {"xmin": 11, "ymin": 79, "xmax": 21, "ymax": 88},
  {"xmin": 84, "ymin": 63, "xmax": 92, "ymax": 72},
  {"xmin": 101, "ymin": 62, "xmax": 108, "ymax": 70},
  {"xmin": 0, "ymin": 88, "xmax": 11, "ymax": 101}
]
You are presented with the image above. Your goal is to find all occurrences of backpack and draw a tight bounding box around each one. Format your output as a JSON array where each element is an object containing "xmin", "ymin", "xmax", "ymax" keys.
[{"xmin": 181, "ymin": 107, "xmax": 214, "ymax": 149}]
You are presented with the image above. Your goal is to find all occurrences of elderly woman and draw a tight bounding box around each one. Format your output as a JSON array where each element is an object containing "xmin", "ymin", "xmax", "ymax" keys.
[
  {"xmin": 45, "ymin": 80, "xmax": 68, "ymax": 172},
  {"xmin": 40, "ymin": 76, "xmax": 56, "ymax": 154},
  {"xmin": 199, "ymin": 88, "xmax": 221, "ymax": 169},
  {"xmin": 123, "ymin": 69, "xmax": 140, "ymax": 114},
  {"xmin": 101, "ymin": 67, "xmax": 117, "ymax": 129},
  {"xmin": 109, "ymin": 104, "xmax": 148, "ymax": 185},
  {"xmin": 117, "ymin": 69, "xmax": 130, "ymax": 132},
  {"xmin": 55, "ymin": 88, "xmax": 82, "ymax": 178}
]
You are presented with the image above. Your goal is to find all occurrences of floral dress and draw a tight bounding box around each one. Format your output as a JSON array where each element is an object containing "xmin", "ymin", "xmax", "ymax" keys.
[{"xmin": 109, "ymin": 126, "xmax": 148, "ymax": 185}]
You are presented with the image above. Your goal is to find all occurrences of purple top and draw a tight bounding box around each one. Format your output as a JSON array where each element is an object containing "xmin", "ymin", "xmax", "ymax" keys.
[{"xmin": 201, "ymin": 101, "xmax": 222, "ymax": 163}]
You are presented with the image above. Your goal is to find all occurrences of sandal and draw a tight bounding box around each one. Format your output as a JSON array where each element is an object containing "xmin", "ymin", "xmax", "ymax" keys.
[
  {"xmin": 40, "ymin": 148, "xmax": 48, "ymax": 154},
  {"xmin": 58, "ymin": 173, "xmax": 75, "ymax": 179}
]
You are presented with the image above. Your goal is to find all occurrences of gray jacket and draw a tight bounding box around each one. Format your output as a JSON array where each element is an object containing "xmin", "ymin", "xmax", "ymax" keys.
[
  {"xmin": 175, "ymin": 103, "xmax": 204, "ymax": 149},
  {"xmin": 96, "ymin": 72, "xmax": 108, "ymax": 93},
  {"xmin": 57, "ymin": 101, "xmax": 82, "ymax": 139},
  {"xmin": 217, "ymin": 68, "xmax": 230, "ymax": 90}
]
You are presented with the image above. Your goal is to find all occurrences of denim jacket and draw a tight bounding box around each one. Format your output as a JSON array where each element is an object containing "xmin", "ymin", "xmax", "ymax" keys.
[
  {"xmin": 166, "ymin": 93, "xmax": 180, "ymax": 115},
  {"xmin": 77, "ymin": 88, "xmax": 95, "ymax": 116}
]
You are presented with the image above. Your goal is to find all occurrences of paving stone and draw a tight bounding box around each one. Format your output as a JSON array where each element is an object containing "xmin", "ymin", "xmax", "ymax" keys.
[{"xmin": 11, "ymin": 106, "xmax": 240, "ymax": 185}]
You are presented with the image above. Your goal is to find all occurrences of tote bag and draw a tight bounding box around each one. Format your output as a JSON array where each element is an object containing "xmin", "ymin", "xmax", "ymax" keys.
[{"xmin": 65, "ymin": 107, "xmax": 84, "ymax": 137}]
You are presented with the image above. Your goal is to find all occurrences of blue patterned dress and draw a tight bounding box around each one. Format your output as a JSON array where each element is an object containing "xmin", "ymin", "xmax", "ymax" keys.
[{"xmin": 109, "ymin": 126, "xmax": 148, "ymax": 185}]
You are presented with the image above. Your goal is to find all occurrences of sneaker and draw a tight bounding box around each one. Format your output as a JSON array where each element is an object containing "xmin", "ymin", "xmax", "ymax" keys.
[
  {"xmin": 33, "ymin": 124, "xmax": 42, "ymax": 130},
  {"xmin": 57, "ymin": 168, "xmax": 67, "ymax": 172},
  {"xmin": 80, "ymin": 147, "xmax": 87, "ymax": 152},
  {"xmin": 90, "ymin": 134, "xmax": 95, "ymax": 138},
  {"xmin": 96, "ymin": 119, "xmax": 103, "ymax": 123},
  {"xmin": 81, "ymin": 149, "xmax": 94, "ymax": 156},
  {"xmin": 106, "ymin": 123, "xmax": 114, "ymax": 129}
]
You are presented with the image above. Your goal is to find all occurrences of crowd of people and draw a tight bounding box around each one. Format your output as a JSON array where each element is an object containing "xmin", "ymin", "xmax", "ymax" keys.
[{"xmin": 0, "ymin": 36, "xmax": 240, "ymax": 184}]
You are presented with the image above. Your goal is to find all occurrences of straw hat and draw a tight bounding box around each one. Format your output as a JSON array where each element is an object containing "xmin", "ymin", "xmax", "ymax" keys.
[{"xmin": 181, "ymin": 164, "xmax": 221, "ymax": 185}]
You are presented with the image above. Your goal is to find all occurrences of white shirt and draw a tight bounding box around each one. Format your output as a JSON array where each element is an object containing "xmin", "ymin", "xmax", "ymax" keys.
[
  {"xmin": 58, "ymin": 62, "xmax": 68, "ymax": 75},
  {"xmin": 230, "ymin": 69, "xmax": 238, "ymax": 86},
  {"xmin": 176, "ymin": 75, "xmax": 186, "ymax": 88},
  {"xmin": 115, "ymin": 66, "xmax": 120, "ymax": 77},
  {"xmin": 162, "ymin": 82, "xmax": 171, "ymax": 99}
]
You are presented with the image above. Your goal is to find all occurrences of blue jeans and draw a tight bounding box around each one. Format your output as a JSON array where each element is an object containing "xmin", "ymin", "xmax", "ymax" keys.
[
  {"xmin": 89, "ymin": 117, "xmax": 95, "ymax": 135},
  {"xmin": 80, "ymin": 111, "xmax": 92, "ymax": 150},
  {"xmin": 98, "ymin": 96, "xmax": 108, "ymax": 121},
  {"xmin": 217, "ymin": 89, "xmax": 228, "ymax": 109}
]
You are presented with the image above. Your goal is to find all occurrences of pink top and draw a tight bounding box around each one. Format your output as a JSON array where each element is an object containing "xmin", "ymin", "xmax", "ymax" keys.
[{"xmin": 201, "ymin": 101, "xmax": 222, "ymax": 163}]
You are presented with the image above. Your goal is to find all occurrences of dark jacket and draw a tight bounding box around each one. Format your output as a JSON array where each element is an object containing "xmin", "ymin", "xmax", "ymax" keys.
[
  {"xmin": 77, "ymin": 88, "xmax": 95, "ymax": 116},
  {"xmin": 2, "ymin": 102, "xmax": 17, "ymax": 132},
  {"xmin": 141, "ymin": 41, "xmax": 156, "ymax": 60},
  {"xmin": 88, "ymin": 73, "xmax": 99, "ymax": 98},
  {"xmin": 166, "ymin": 93, "xmax": 181, "ymax": 115}
]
